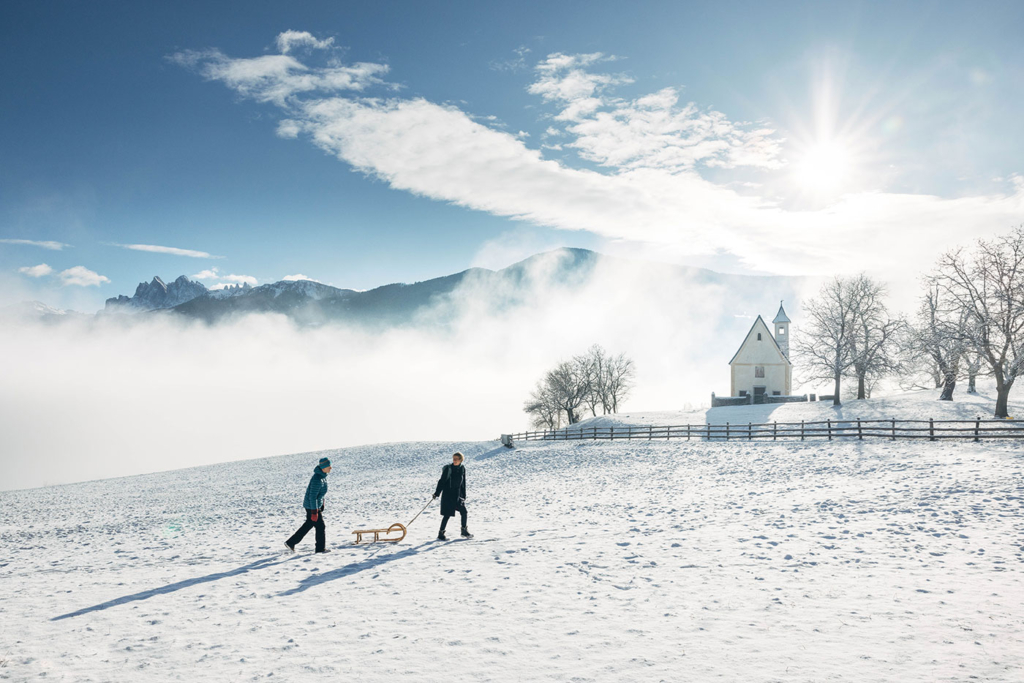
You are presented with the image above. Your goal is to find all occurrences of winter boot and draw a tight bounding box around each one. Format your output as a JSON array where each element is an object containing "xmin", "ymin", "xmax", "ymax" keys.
[
  {"xmin": 315, "ymin": 548, "xmax": 331, "ymax": 554},
  {"xmin": 461, "ymin": 527, "xmax": 473, "ymax": 538},
  {"xmin": 438, "ymin": 530, "xmax": 447, "ymax": 541},
  {"xmin": 284, "ymin": 541, "xmax": 295, "ymax": 553}
]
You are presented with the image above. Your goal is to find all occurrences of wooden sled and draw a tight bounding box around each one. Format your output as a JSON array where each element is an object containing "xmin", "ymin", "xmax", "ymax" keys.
[{"xmin": 351, "ymin": 522, "xmax": 407, "ymax": 545}]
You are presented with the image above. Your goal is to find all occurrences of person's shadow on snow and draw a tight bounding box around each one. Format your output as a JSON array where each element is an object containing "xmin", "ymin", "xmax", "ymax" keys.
[
  {"xmin": 276, "ymin": 541, "xmax": 442, "ymax": 596},
  {"xmin": 52, "ymin": 541, "xmax": 443, "ymax": 620}
]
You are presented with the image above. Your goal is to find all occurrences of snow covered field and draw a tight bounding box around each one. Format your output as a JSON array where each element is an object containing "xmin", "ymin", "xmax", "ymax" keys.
[{"xmin": 2, "ymin": 425, "xmax": 1022, "ymax": 682}]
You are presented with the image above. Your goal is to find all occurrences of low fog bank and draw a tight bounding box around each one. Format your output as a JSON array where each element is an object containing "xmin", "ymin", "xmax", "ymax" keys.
[{"xmin": 0, "ymin": 252, "xmax": 807, "ymax": 490}]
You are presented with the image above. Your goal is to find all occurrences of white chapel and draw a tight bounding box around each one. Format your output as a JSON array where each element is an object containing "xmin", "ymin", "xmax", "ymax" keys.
[{"xmin": 728, "ymin": 302, "xmax": 792, "ymax": 401}]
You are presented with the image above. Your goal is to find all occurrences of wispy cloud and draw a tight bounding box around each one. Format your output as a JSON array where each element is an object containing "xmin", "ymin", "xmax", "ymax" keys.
[
  {"xmin": 173, "ymin": 36, "xmax": 1024, "ymax": 279},
  {"xmin": 1, "ymin": 238, "xmax": 71, "ymax": 250},
  {"xmin": 18, "ymin": 264, "xmax": 54, "ymax": 278},
  {"xmin": 114, "ymin": 243, "xmax": 221, "ymax": 259},
  {"xmin": 490, "ymin": 45, "xmax": 532, "ymax": 73},
  {"xmin": 282, "ymin": 273, "xmax": 320, "ymax": 282},
  {"xmin": 58, "ymin": 266, "xmax": 109, "ymax": 287},
  {"xmin": 169, "ymin": 36, "xmax": 389, "ymax": 107},
  {"xmin": 276, "ymin": 30, "xmax": 334, "ymax": 54},
  {"xmin": 530, "ymin": 53, "xmax": 783, "ymax": 171}
]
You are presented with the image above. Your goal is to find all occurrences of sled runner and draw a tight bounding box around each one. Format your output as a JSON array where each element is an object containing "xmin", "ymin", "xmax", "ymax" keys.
[
  {"xmin": 351, "ymin": 522, "xmax": 407, "ymax": 544},
  {"xmin": 350, "ymin": 497, "xmax": 434, "ymax": 545}
]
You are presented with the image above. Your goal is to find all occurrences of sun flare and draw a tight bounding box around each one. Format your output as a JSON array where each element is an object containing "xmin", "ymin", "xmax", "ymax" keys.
[{"xmin": 795, "ymin": 140, "xmax": 850, "ymax": 193}]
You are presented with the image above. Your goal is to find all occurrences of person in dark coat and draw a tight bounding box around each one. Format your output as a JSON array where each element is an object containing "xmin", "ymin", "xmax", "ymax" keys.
[
  {"xmin": 433, "ymin": 451, "xmax": 472, "ymax": 540},
  {"xmin": 285, "ymin": 457, "xmax": 332, "ymax": 553}
]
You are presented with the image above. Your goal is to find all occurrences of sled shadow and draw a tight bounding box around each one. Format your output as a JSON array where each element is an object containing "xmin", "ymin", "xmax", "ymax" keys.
[
  {"xmin": 277, "ymin": 541, "xmax": 440, "ymax": 596},
  {"xmin": 52, "ymin": 555, "xmax": 292, "ymax": 621}
]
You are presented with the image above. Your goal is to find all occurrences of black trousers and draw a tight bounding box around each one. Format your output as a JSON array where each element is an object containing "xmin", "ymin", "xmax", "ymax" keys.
[
  {"xmin": 439, "ymin": 501, "xmax": 468, "ymax": 532},
  {"xmin": 287, "ymin": 508, "xmax": 325, "ymax": 551}
]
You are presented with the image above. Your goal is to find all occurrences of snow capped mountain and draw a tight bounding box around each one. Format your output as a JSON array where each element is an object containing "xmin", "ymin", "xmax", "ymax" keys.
[
  {"xmin": 51, "ymin": 248, "xmax": 804, "ymax": 328},
  {"xmin": 105, "ymin": 275, "xmax": 209, "ymax": 312},
  {"xmin": 0, "ymin": 300, "xmax": 76, "ymax": 322}
]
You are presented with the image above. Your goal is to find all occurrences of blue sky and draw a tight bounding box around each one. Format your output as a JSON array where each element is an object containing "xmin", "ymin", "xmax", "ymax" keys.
[{"xmin": 2, "ymin": 0, "xmax": 1023, "ymax": 311}]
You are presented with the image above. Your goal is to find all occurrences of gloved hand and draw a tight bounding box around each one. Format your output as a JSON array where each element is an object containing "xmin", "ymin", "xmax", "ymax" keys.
[
  {"xmin": 432, "ymin": 494, "xmax": 438, "ymax": 500},
  {"xmin": 311, "ymin": 512, "xmax": 318, "ymax": 522}
]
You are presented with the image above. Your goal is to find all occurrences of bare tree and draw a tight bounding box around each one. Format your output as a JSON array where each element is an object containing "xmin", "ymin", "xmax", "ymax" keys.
[
  {"xmin": 909, "ymin": 283, "xmax": 969, "ymax": 401},
  {"xmin": 846, "ymin": 275, "xmax": 905, "ymax": 399},
  {"xmin": 965, "ymin": 351, "xmax": 985, "ymax": 394},
  {"xmin": 794, "ymin": 276, "xmax": 861, "ymax": 406},
  {"xmin": 582, "ymin": 345, "xmax": 607, "ymax": 417},
  {"xmin": 524, "ymin": 346, "xmax": 636, "ymax": 427},
  {"xmin": 604, "ymin": 352, "xmax": 636, "ymax": 413},
  {"xmin": 933, "ymin": 226, "xmax": 1024, "ymax": 418},
  {"xmin": 523, "ymin": 380, "xmax": 562, "ymax": 430}
]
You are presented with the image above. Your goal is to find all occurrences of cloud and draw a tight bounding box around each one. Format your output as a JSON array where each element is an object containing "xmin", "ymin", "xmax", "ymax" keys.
[
  {"xmin": 191, "ymin": 267, "xmax": 256, "ymax": 289},
  {"xmin": 0, "ymin": 239, "xmax": 71, "ymax": 250},
  {"xmin": 169, "ymin": 45, "xmax": 388, "ymax": 107},
  {"xmin": 282, "ymin": 273, "xmax": 320, "ymax": 282},
  {"xmin": 192, "ymin": 268, "xmax": 221, "ymax": 280},
  {"xmin": 529, "ymin": 54, "xmax": 783, "ymax": 171},
  {"xmin": 58, "ymin": 266, "xmax": 109, "ymax": 287},
  {"xmin": 276, "ymin": 30, "xmax": 334, "ymax": 54},
  {"xmin": 490, "ymin": 45, "xmax": 532, "ymax": 73},
  {"xmin": 113, "ymin": 243, "xmax": 221, "ymax": 258},
  {"xmin": 174, "ymin": 39, "xmax": 1024, "ymax": 281},
  {"xmin": 18, "ymin": 264, "xmax": 54, "ymax": 278}
]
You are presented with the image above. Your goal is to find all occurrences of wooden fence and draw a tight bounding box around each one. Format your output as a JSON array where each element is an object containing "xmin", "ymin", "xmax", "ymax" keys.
[{"xmin": 503, "ymin": 418, "xmax": 1024, "ymax": 444}]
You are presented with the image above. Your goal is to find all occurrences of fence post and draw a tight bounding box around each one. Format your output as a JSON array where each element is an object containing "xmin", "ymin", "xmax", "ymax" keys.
[
  {"xmin": 773, "ymin": 421, "xmax": 777, "ymax": 441},
  {"xmin": 648, "ymin": 425, "xmax": 653, "ymax": 441},
  {"xmin": 610, "ymin": 426, "xmax": 614, "ymax": 442},
  {"xmin": 974, "ymin": 417, "xmax": 980, "ymax": 442},
  {"xmin": 726, "ymin": 422, "xmax": 730, "ymax": 440},
  {"xmin": 857, "ymin": 419, "xmax": 863, "ymax": 440},
  {"xmin": 748, "ymin": 422, "xmax": 752, "ymax": 441},
  {"xmin": 891, "ymin": 418, "xmax": 896, "ymax": 441},
  {"xmin": 707, "ymin": 423, "xmax": 711, "ymax": 441},
  {"xmin": 929, "ymin": 418, "xmax": 935, "ymax": 442},
  {"xmin": 593, "ymin": 426, "xmax": 597, "ymax": 441},
  {"xmin": 800, "ymin": 420, "xmax": 805, "ymax": 441},
  {"xmin": 827, "ymin": 419, "xmax": 832, "ymax": 441},
  {"xmin": 686, "ymin": 424, "xmax": 690, "ymax": 441}
]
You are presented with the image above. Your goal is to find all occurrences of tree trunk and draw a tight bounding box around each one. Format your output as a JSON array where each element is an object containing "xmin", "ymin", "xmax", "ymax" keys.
[
  {"xmin": 968, "ymin": 373, "xmax": 977, "ymax": 394},
  {"xmin": 938, "ymin": 374, "xmax": 956, "ymax": 401},
  {"xmin": 857, "ymin": 373, "xmax": 866, "ymax": 400},
  {"xmin": 994, "ymin": 383, "xmax": 1011, "ymax": 419},
  {"xmin": 833, "ymin": 374, "xmax": 842, "ymax": 406}
]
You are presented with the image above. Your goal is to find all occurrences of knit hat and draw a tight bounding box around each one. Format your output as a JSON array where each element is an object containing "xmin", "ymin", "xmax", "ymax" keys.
[{"xmin": 318, "ymin": 457, "xmax": 332, "ymax": 469}]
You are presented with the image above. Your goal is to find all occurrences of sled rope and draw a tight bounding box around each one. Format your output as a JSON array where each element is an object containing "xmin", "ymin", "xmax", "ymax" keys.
[{"xmin": 406, "ymin": 496, "xmax": 434, "ymax": 527}]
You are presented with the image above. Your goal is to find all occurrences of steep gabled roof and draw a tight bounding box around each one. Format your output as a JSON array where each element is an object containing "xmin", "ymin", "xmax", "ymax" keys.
[
  {"xmin": 773, "ymin": 301, "xmax": 791, "ymax": 323},
  {"xmin": 728, "ymin": 315, "xmax": 791, "ymax": 365}
]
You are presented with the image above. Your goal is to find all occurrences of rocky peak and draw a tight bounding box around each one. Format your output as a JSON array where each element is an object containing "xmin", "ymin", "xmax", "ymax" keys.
[{"xmin": 106, "ymin": 275, "xmax": 208, "ymax": 312}]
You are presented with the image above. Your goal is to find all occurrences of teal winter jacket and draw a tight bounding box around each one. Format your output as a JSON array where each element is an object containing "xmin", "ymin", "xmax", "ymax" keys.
[{"xmin": 303, "ymin": 467, "xmax": 328, "ymax": 510}]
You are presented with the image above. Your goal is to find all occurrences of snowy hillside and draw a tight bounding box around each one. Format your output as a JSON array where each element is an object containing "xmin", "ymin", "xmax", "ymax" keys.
[{"xmin": 1, "ymin": 433, "xmax": 1022, "ymax": 681}]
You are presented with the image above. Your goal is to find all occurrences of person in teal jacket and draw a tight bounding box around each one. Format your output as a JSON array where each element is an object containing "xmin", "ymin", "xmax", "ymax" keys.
[{"xmin": 285, "ymin": 457, "xmax": 332, "ymax": 553}]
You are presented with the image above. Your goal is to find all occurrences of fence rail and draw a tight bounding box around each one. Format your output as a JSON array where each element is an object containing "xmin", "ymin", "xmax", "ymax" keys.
[{"xmin": 502, "ymin": 417, "xmax": 1024, "ymax": 444}]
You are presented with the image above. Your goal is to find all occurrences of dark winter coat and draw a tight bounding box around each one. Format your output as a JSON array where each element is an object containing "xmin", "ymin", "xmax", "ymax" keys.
[
  {"xmin": 433, "ymin": 464, "xmax": 466, "ymax": 517},
  {"xmin": 303, "ymin": 467, "xmax": 328, "ymax": 510}
]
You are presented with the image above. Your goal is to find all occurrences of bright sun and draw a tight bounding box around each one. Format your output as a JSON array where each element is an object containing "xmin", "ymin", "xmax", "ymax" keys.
[{"xmin": 796, "ymin": 140, "xmax": 850, "ymax": 193}]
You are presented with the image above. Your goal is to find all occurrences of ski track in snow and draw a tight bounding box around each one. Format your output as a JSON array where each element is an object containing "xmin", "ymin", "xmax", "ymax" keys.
[{"xmin": 1, "ymin": 438, "xmax": 1022, "ymax": 681}]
